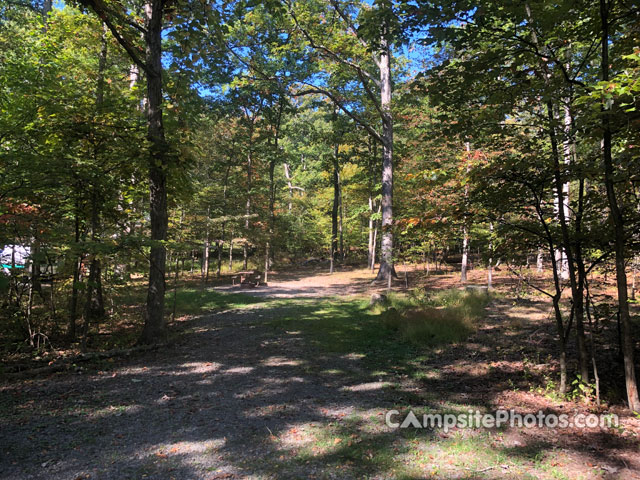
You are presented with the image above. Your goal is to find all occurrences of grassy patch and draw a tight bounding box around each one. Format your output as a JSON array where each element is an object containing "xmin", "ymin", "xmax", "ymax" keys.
[
  {"xmin": 377, "ymin": 289, "xmax": 490, "ymax": 346},
  {"xmin": 169, "ymin": 286, "xmax": 265, "ymax": 315},
  {"xmin": 264, "ymin": 289, "xmax": 490, "ymax": 382}
]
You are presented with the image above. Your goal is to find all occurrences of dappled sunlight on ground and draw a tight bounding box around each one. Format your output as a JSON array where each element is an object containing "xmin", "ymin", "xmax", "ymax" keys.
[{"xmin": 2, "ymin": 270, "xmax": 639, "ymax": 479}]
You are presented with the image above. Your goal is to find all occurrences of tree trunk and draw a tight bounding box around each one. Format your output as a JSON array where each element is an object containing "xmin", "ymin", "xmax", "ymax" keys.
[
  {"xmin": 546, "ymin": 101, "xmax": 590, "ymax": 384},
  {"xmin": 371, "ymin": 203, "xmax": 380, "ymax": 271},
  {"xmin": 84, "ymin": 188, "xmax": 105, "ymax": 330},
  {"xmin": 368, "ymin": 195, "xmax": 374, "ymax": 269},
  {"xmin": 203, "ymin": 240, "xmax": 210, "ymax": 282},
  {"xmin": 461, "ymin": 142, "xmax": 471, "ymax": 283},
  {"xmin": 243, "ymin": 243, "xmax": 248, "ymax": 270},
  {"xmin": 203, "ymin": 205, "xmax": 210, "ymax": 282},
  {"xmin": 172, "ymin": 210, "xmax": 183, "ymax": 321},
  {"xmin": 265, "ymin": 151, "xmax": 276, "ymax": 283},
  {"xmin": 488, "ymin": 223, "xmax": 493, "ymax": 289},
  {"xmin": 84, "ymin": 26, "xmax": 108, "ymax": 334},
  {"xmin": 600, "ymin": 0, "xmax": 640, "ymax": 412},
  {"xmin": 284, "ymin": 163, "xmax": 293, "ymax": 211},
  {"xmin": 30, "ymin": 237, "xmax": 42, "ymax": 299},
  {"xmin": 536, "ymin": 248, "xmax": 544, "ymax": 272},
  {"xmin": 330, "ymin": 138, "xmax": 339, "ymax": 274},
  {"xmin": 265, "ymin": 98, "xmax": 284, "ymax": 285},
  {"xmin": 525, "ymin": 3, "xmax": 589, "ymax": 384},
  {"xmin": 539, "ymin": 201, "xmax": 569, "ymax": 394},
  {"xmin": 632, "ymin": 257, "xmax": 638, "ymax": 301},
  {"xmin": 461, "ymin": 227, "xmax": 469, "ymax": 282},
  {"xmin": 244, "ymin": 148, "xmax": 252, "ymax": 271},
  {"xmin": 69, "ymin": 194, "xmax": 82, "ymax": 341},
  {"xmin": 229, "ymin": 234, "xmax": 234, "ymax": 272},
  {"xmin": 339, "ymin": 171, "xmax": 344, "ymax": 261},
  {"xmin": 367, "ymin": 136, "xmax": 377, "ymax": 271},
  {"xmin": 139, "ymin": 0, "xmax": 168, "ymax": 344},
  {"xmin": 42, "ymin": 0, "xmax": 52, "ymax": 26},
  {"xmin": 375, "ymin": 27, "xmax": 397, "ymax": 282}
]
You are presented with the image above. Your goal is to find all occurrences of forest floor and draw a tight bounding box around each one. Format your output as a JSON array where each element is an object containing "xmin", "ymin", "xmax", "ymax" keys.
[{"xmin": 1, "ymin": 266, "xmax": 640, "ymax": 479}]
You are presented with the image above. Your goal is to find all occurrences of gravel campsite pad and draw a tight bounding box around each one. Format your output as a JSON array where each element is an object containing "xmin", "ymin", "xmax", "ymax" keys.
[{"xmin": 2, "ymin": 270, "xmax": 640, "ymax": 479}]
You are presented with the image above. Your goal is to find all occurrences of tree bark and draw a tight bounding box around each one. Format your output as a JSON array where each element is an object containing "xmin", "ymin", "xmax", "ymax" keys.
[
  {"xmin": 367, "ymin": 136, "xmax": 377, "ymax": 271},
  {"xmin": 42, "ymin": 0, "xmax": 51, "ymax": 26},
  {"xmin": 244, "ymin": 147, "xmax": 252, "ymax": 271},
  {"xmin": 536, "ymin": 248, "xmax": 544, "ymax": 272},
  {"xmin": 265, "ymin": 98, "xmax": 284, "ymax": 284},
  {"xmin": 368, "ymin": 194, "xmax": 374, "ymax": 269},
  {"xmin": 203, "ymin": 206, "xmax": 210, "ymax": 282},
  {"xmin": 330, "ymin": 139, "xmax": 339, "ymax": 274},
  {"xmin": 265, "ymin": 152, "xmax": 276, "ymax": 283},
  {"xmin": 632, "ymin": 256, "xmax": 638, "ymax": 301},
  {"xmin": 339, "ymin": 171, "xmax": 344, "ymax": 261},
  {"xmin": 371, "ymin": 203, "xmax": 380, "ymax": 271},
  {"xmin": 84, "ymin": 187, "xmax": 105, "ymax": 329},
  {"xmin": 375, "ymin": 27, "xmax": 397, "ymax": 282},
  {"xmin": 461, "ymin": 142, "xmax": 471, "ymax": 283},
  {"xmin": 284, "ymin": 163, "xmax": 293, "ymax": 211},
  {"xmin": 488, "ymin": 223, "xmax": 493, "ymax": 289},
  {"xmin": 139, "ymin": 0, "xmax": 169, "ymax": 344},
  {"xmin": 229, "ymin": 233, "xmax": 234, "ymax": 272}
]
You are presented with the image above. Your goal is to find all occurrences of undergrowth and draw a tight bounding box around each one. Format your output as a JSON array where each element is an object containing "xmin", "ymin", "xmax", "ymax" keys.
[{"xmin": 374, "ymin": 288, "xmax": 490, "ymax": 346}]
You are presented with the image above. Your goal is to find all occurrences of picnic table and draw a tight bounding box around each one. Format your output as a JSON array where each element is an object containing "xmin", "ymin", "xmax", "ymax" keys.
[{"xmin": 231, "ymin": 270, "xmax": 263, "ymax": 287}]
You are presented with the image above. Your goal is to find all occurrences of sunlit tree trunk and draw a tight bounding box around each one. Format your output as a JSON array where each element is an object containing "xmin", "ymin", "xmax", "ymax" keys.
[
  {"xmin": 371, "ymin": 203, "xmax": 381, "ymax": 271},
  {"xmin": 368, "ymin": 195, "xmax": 375, "ymax": 269},
  {"xmin": 339, "ymin": 170, "xmax": 344, "ymax": 261},
  {"xmin": 244, "ymin": 149, "xmax": 252, "ymax": 271},
  {"xmin": 375, "ymin": 27, "xmax": 397, "ymax": 282},
  {"xmin": 547, "ymin": 101, "xmax": 589, "ymax": 384},
  {"xmin": 536, "ymin": 248, "xmax": 544, "ymax": 272},
  {"xmin": 284, "ymin": 163, "xmax": 293, "ymax": 211},
  {"xmin": 203, "ymin": 206, "xmax": 210, "ymax": 282},
  {"xmin": 229, "ymin": 233, "xmax": 234, "ymax": 272},
  {"xmin": 367, "ymin": 137, "xmax": 377, "ymax": 271},
  {"xmin": 461, "ymin": 142, "xmax": 471, "ymax": 283},
  {"xmin": 488, "ymin": 223, "xmax": 493, "ymax": 289},
  {"xmin": 330, "ymin": 138, "xmax": 339, "ymax": 274}
]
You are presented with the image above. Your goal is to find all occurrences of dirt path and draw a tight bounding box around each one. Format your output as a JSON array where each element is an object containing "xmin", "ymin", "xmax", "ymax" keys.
[
  {"xmin": 2, "ymin": 274, "xmax": 639, "ymax": 479},
  {"xmin": 0, "ymin": 301, "xmax": 402, "ymax": 480},
  {"xmin": 213, "ymin": 267, "xmax": 384, "ymax": 298}
]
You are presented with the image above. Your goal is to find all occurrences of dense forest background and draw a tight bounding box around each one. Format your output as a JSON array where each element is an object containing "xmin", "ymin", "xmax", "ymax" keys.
[{"xmin": 1, "ymin": 0, "xmax": 639, "ymax": 409}]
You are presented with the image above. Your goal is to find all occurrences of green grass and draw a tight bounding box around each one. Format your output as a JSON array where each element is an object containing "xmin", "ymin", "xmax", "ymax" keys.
[
  {"xmin": 170, "ymin": 286, "xmax": 265, "ymax": 315},
  {"xmin": 375, "ymin": 288, "xmax": 490, "ymax": 347},
  {"xmin": 263, "ymin": 289, "xmax": 490, "ymax": 383},
  {"xmin": 113, "ymin": 281, "xmax": 266, "ymax": 318}
]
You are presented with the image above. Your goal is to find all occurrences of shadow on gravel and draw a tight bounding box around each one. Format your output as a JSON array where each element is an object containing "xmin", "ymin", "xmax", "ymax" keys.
[{"xmin": 1, "ymin": 298, "xmax": 638, "ymax": 479}]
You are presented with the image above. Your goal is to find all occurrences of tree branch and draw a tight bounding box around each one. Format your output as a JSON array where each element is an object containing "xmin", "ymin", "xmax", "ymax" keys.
[
  {"xmin": 294, "ymin": 84, "xmax": 382, "ymax": 144},
  {"xmin": 75, "ymin": 0, "xmax": 147, "ymax": 74}
]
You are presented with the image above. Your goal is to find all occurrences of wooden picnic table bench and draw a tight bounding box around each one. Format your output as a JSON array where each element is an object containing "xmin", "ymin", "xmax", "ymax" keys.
[{"xmin": 232, "ymin": 270, "xmax": 263, "ymax": 287}]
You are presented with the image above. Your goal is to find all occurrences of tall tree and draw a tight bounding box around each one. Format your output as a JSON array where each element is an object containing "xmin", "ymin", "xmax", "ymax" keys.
[
  {"xmin": 288, "ymin": 0, "xmax": 401, "ymax": 281},
  {"xmin": 598, "ymin": 0, "xmax": 640, "ymax": 412},
  {"xmin": 76, "ymin": 0, "xmax": 170, "ymax": 343}
]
